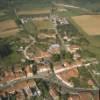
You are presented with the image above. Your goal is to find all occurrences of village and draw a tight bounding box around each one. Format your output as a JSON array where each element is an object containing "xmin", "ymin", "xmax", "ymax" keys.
[{"xmin": 0, "ymin": 3, "xmax": 100, "ymax": 100}]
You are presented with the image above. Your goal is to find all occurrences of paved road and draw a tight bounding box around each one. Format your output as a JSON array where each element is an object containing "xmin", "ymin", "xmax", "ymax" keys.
[
  {"xmin": 0, "ymin": 73, "xmax": 47, "ymax": 90},
  {"xmin": 0, "ymin": 65, "xmax": 80, "ymax": 89},
  {"xmin": 0, "ymin": 72, "xmax": 99, "ymax": 95},
  {"xmin": 0, "ymin": 65, "xmax": 99, "ymax": 95},
  {"xmin": 0, "ymin": 15, "xmax": 99, "ymax": 96},
  {"xmin": 49, "ymin": 14, "xmax": 99, "ymax": 94}
]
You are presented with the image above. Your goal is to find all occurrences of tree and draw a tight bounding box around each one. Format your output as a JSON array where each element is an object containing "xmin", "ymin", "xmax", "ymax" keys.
[
  {"xmin": 49, "ymin": 61, "xmax": 54, "ymax": 73},
  {"xmin": 36, "ymin": 79, "xmax": 50, "ymax": 99},
  {"xmin": 52, "ymin": 53, "xmax": 61, "ymax": 62},
  {"xmin": 32, "ymin": 60, "xmax": 37, "ymax": 74},
  {"xmin": 0, "ymin": 39, "xmax": 12, "ymax": 58},
  {"xmin": 61, "ymin": 50, "xmax": 73, "ymax": 63}
]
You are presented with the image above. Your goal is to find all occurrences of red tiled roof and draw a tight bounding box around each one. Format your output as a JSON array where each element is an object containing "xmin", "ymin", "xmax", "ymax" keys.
[
  {"xmin": 57, "ymin": 68, "xmax": 79, "ymax": 81},
  {"xmin": 0, "ymin": 80, "xmax": 35, "ymax": 95}
]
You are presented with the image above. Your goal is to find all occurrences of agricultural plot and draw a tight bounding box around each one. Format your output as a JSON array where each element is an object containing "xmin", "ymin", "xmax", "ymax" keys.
[
  {"xmin": 0, "ymin": 20, "xmax": 19, "ymax": 37},
  {"xmin": 70, "ymin": 15, "xmax": 100, "ymax": 60},
  {"xmin": 72, "ymin": 15, "xmax": 100, "ymax": 36},
  {"xmin": 0, "ymin": 11, "xmax": 5, "ymax": 16},
  {"xmin": 33, "ymin": 20, "xmax": 54, "ymax": 30},
  {"xmin": 17, "ymin": 8, "xmax": 50, "ymax": 16}
]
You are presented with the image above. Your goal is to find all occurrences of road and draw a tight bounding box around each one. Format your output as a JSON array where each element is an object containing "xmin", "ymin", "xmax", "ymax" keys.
[
  {"xmin": 0, "ymin": 65, "xmax": 80, "ymax": 89},
  {"xmin": 0, "ymin": 73, "xmax": 47, "ymax": 90},
  {"xmin": 54, "ymin": 3, "xmax": 80, "ymax": 9},
  {"xmin": 0, "ymin": 13, "xmax": 99, "ymax": 96},
  {"xmin": 23, "ymin": 35, "xmax": 36, "ymax": 60},
  {"xmin": 49, "ymin": 14, "xmax": 99, "ymax": 94},
  {"xmin": 0, "ymin": 63, "xmax": 99, "ymax": 95},
  {"xmin": 0, "ymin": 72, "xmax": 99, "ymax": 95},
  {"xmin": 53, "ymin": 2, "xmax": 89, "ymax": 11}
]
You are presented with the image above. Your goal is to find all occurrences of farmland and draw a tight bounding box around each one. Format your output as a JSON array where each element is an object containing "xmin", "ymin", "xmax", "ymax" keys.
[
  {"xmin": 68, "ymin": 15, "xmax": 100, "ymax": 60},
  {"xmin": 33, "ymin": 20, "xmax": 54, "ymax": 30},
  {"xmin": 72, "ymin": 15, "xmax": 100, "ymax": 36},
  {"xmin": 0, "ymin": 20, "xmax": 19, "ymax": 37},
  {"xmin": 0, "ymin": 11, "xmax": 5, "ymax": 16},
  {"xmin": 17, "ymin": 8, "xmax": 50, "ymax": 16}
]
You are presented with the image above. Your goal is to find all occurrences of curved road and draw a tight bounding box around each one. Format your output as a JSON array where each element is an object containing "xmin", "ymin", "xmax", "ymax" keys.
[
  {"xmin": 23, "ymin": 35, "xmax": 36, "ymax": 60},
  {"xmin": 0, "ymin": 70, "xmax": 99, "ymax": 95},
  {"xmin": 0, "ymin": 19, "xmax": 99, "ymax": 96}
]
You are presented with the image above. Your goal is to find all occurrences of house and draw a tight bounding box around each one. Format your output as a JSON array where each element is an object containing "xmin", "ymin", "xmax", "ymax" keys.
[
  {"xmin": 37, "ymin": 63, "xmax": 50, "ymax": 73},
  {"xmin": 23, "ymin": 87, "xmax": 33, "ymax": 97},
  {"xmin": 73, "ymin": 53, "xmax": 81, "ymax": 60},
  {"xmin": 63, "ymin": 36, "xmax": 71, "ymax": 42},
  {"xmin": 72, "ymin": 60, "xmax": 83, "ymax": 67},
  {"xmin": 88, "ymin": 79, "xmax": 94, "ymax": 86},
  {"xmin": 49, "ymin": 85, "xmax": 59, "ymax": 100},
  {"xmin": 56, "ymin": 17, "xmax": 69, "ymax": 25},
  {"xmin": 24, "ymin": 66, "xmax": 33, "ymax": 77},
  {"xmin": 33, "ymin": 51, "xmax": 51, "ymax": 62},
  {"xmin": 63, "ymin": 61, "xmax": 71, "ymax": 67},
  {"xmin": 0, "ymin": 71, "xmax": 15, "ymax": 83},
  {"xmin": 48, "ymin": 44, "xmax": 60, "ymax": 54},
  {"xmin": 67, "ymin": 45, "xmax": 80, "ymax": 54},
  {"xmin": 16, "ymin": 90, "xmax": 25, "ymax": 100},
  {"xmin": 68, "ymin": 95, "xmax": 80, "ymax": 100},
  {"xmin": 57, "ymin": 68, "xmax": 79, "ymax": 87},
  {"xmin": 79, "ymin": 92, "xmax": 94, "ymax": 100}
]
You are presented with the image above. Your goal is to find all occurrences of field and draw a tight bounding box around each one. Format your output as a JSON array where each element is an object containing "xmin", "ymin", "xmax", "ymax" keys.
[
  {"xmin": 33, "ymin": 20, "xmax": 54, "ymax": 30},
  {"xmin": 14, "ymin": 0, "xmax": 51, "ymax": 11},
  {"xmin": 0, "ymin": 11, "xmax": 5, "ymax": 16},
  {"xmin": 72, "ymin": 15, "xmax": 100, "ymax": 36},
  {"xmin": 68, "ymin": 16, "xmax": 100, "ymax": 60},
  {"xmin": 0, "ymin": 20, "xmax": 19, "ymax": 37},
  {"xmin": 17, "ymin": 8, "xmax": 50, "ymax": 16}
]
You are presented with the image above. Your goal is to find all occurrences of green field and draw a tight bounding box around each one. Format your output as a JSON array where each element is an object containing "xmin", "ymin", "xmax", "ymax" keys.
[
  {"xmin": 0, "ymin": 11, "xmax": 5, "ymax": 16},
  {"xmin": 13, "ymin": 0, "xmax": 52, "ymax": 11},
  {"xmin": 17, "ymin": 8, "xmax": 50, "ymax": 16},
  {"xmin": 0, "ymin": 10, "xmax": 13, "ymax": 21},
  {"xmin": 68, "ymin": 17, "xmax": 100, "ymax": 61},
  {"xmin": 33, "ymin": 20, "xmax": 54, "ymax": 30},
  {"xmin": 57, "ymin": 8, "xmax": 91, "ymax": 17}
]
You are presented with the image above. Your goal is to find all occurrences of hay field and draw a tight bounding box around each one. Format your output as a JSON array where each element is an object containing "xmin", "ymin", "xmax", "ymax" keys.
[
  {"xmin": 0, "ymin": 29, "xmax": 20, "ymax": 37},
  {"xmin": 17, "ymin": 8, "xmax": 50, "ymax": 15},
  {"xmin": 72, "ymin": 15, "xmax": 100, "ymax": 35},
  {"xmin": 0, "ymin": 20, "xmax": 19, "ymax": 37}
]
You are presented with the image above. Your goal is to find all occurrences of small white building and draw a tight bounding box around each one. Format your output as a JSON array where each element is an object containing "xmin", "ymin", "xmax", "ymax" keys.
[
  {"xmin": 67, "ymin": 45, "xmax": 80, "ymax": 54},
  {"xmin": 48, "ymin": 44, "xmax": 60, "ymax": 54}
]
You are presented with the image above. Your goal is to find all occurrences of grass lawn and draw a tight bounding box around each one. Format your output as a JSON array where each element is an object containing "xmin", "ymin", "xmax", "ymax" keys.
[
  {"xmin": 33, "ymin": 20, "xmax": 54, "ymax": 30},
  {"xmin": 23, "ymin": 20, "xmax": 38, "ymax": 38}
]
